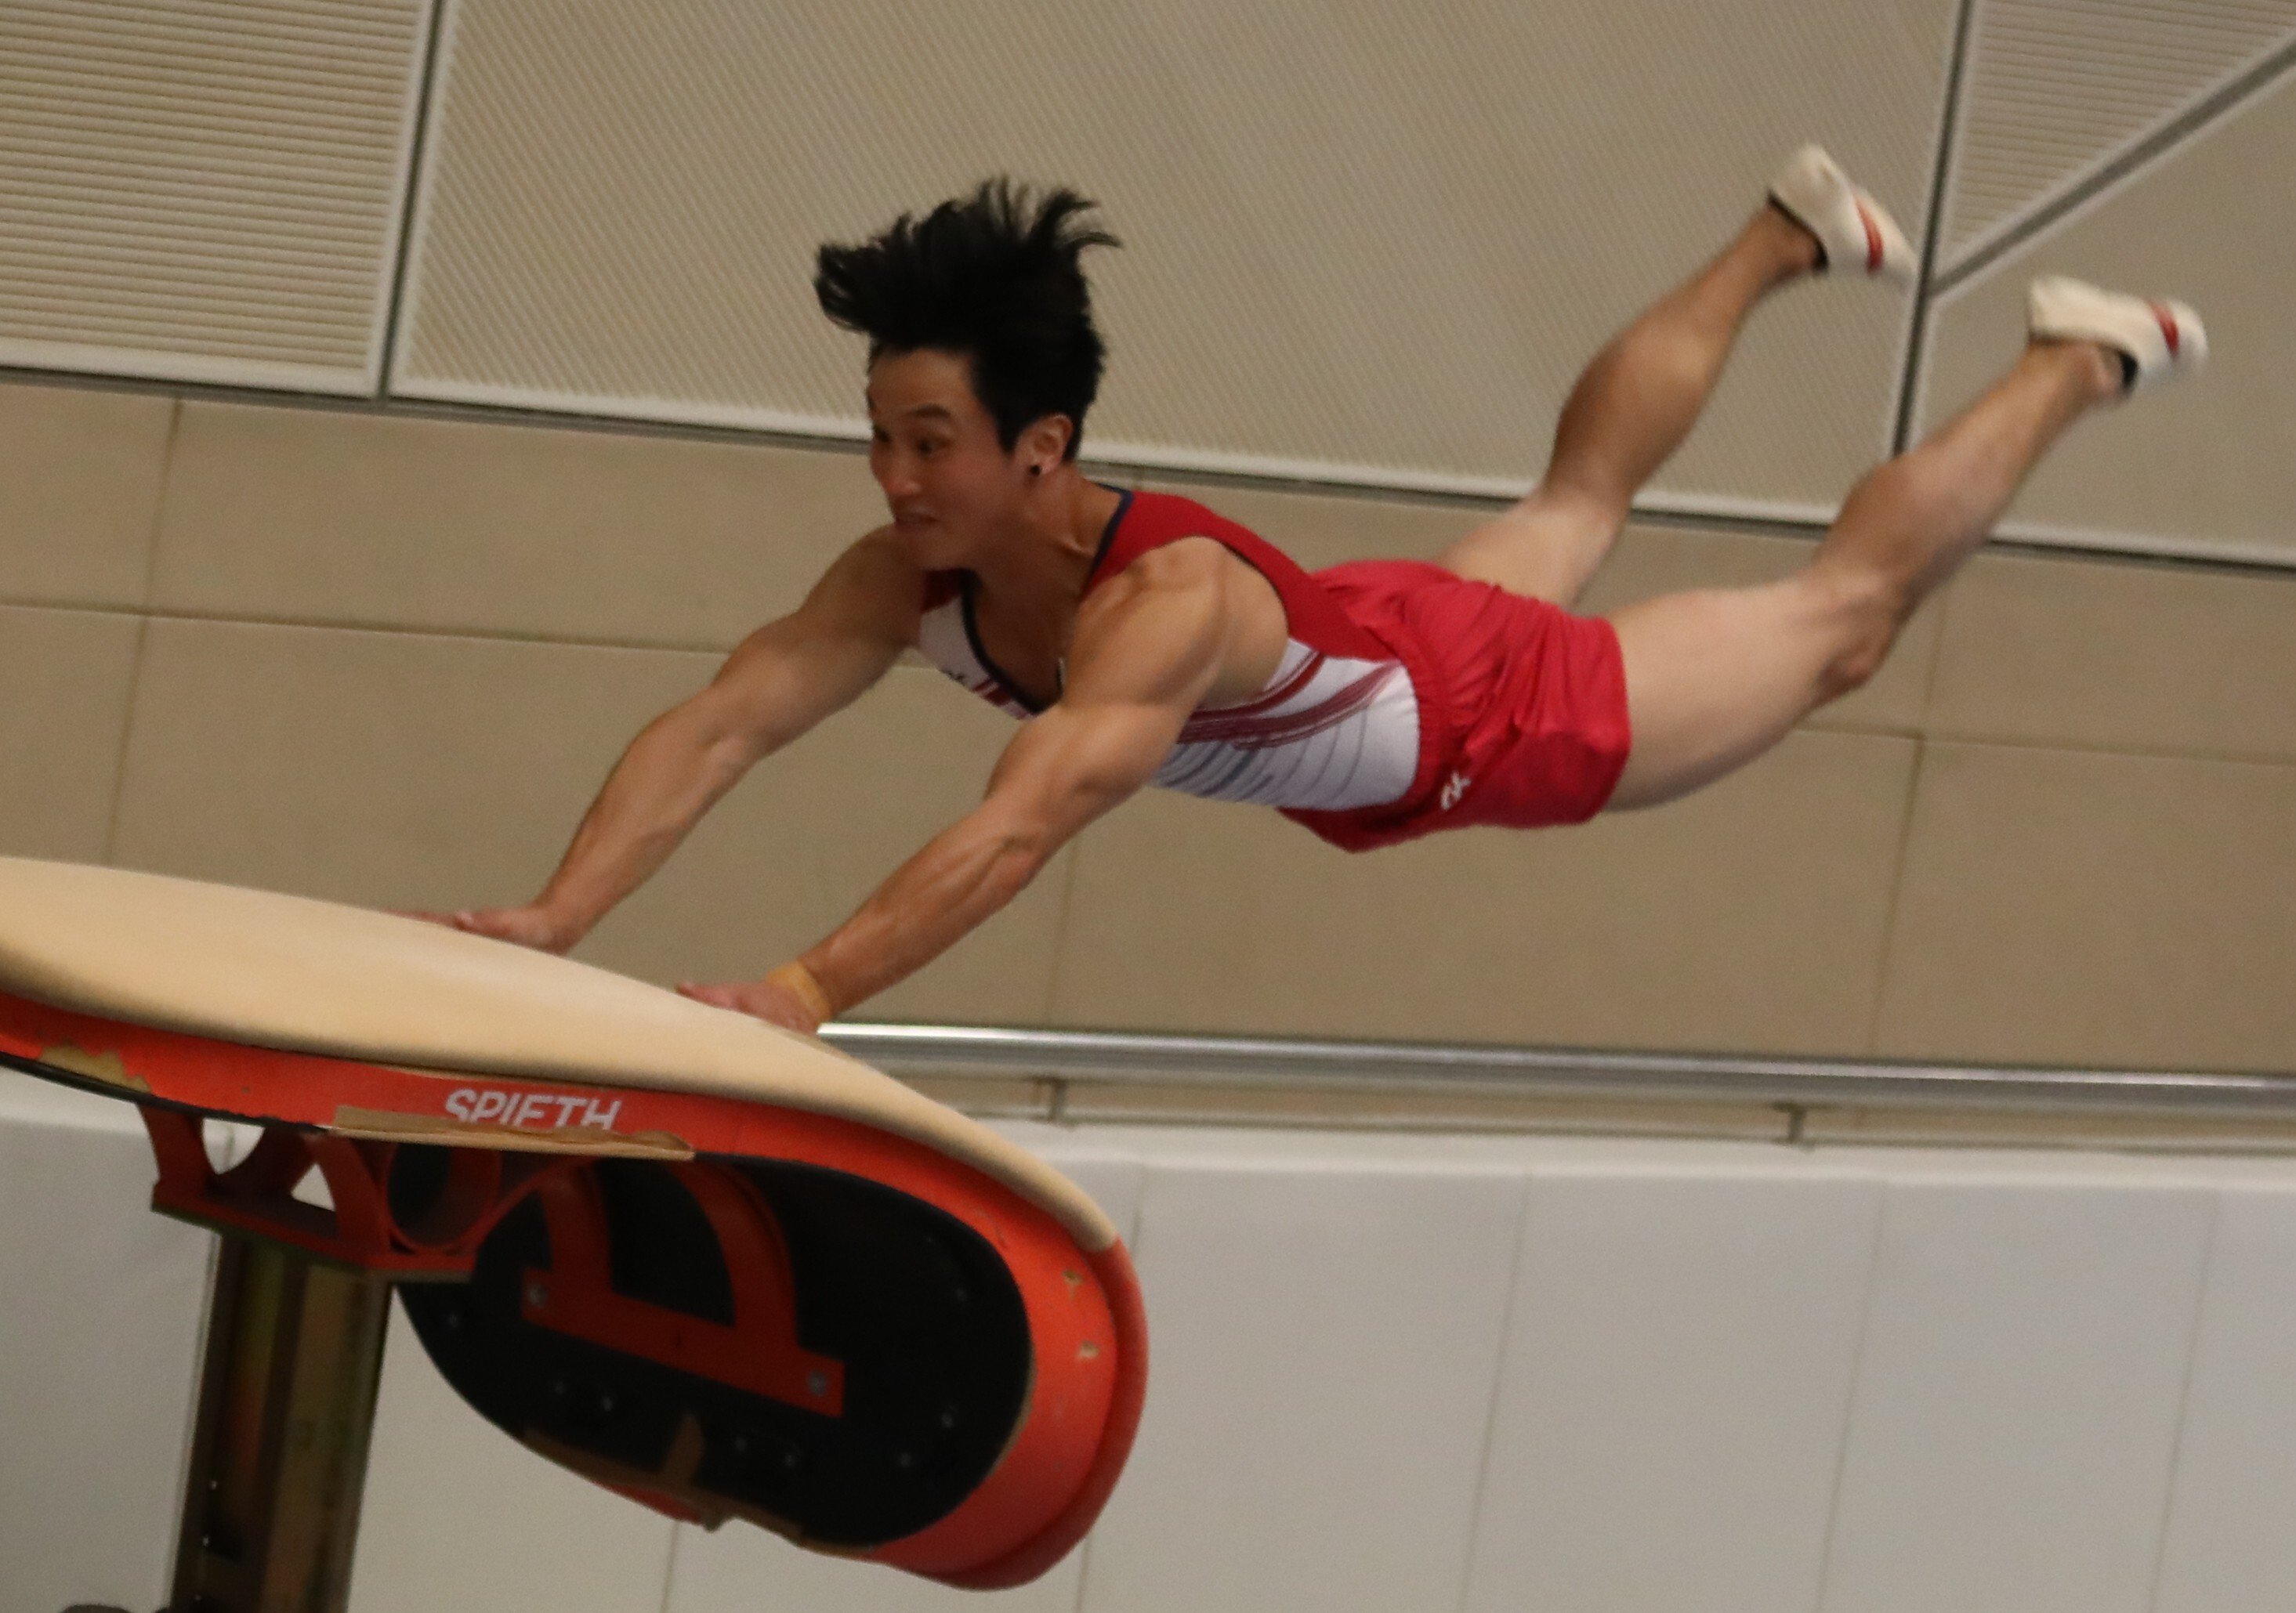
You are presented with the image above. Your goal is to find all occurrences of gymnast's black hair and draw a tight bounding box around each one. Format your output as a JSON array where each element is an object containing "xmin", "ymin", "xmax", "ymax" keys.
[{"xmin": 813, "ymin": 179, "xmax": 1118, "ymax": 460}]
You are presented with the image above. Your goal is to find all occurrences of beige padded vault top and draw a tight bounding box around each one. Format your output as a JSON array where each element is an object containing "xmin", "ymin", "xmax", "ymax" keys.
[{"xmin": 0, "ymin": 858, "xmax": 1114, "ymax": 1253}]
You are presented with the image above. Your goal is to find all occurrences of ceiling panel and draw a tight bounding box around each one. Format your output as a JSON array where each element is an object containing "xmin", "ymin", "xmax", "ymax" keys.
[
  {"xmin": 0, "ymin": 0, "xmax": 434, "ymax": 392},
  {"xmin": 394, "ymin": 0, "xmax": 1957, "ymax": 514},
  {"xmin": 1941, "ymin": 0, "xmax": 2296, "ymax": 270},
  {"xmin": 1918, "ymin": 64, "xmax": 2296, "ymax": 565}
]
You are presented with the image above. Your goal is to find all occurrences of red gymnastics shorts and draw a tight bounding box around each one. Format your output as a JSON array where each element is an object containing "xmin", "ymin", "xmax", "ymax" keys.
[{"xmin": 1283, "ymin": 560, "xmax": 1634, "ymax": 853}]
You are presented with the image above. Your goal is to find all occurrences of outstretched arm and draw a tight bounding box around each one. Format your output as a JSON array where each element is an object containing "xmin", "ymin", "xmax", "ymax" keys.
[
  {"xmin": 446, "ymin": 533, "xmax": 922, "ymax": 952},
  {"xmin": 683, "ymin": 545, "xmax": 1232, "ymax": 1030}
]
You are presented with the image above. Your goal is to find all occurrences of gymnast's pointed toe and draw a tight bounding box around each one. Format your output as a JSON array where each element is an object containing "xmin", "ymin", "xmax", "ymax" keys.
[
  {"xmin": 2027, "ymin": 274, "xmax": 2207, "ymax": 396},
  {"xmin": 1767, "ymin": 143, "xmax": 1915, "ymax": 285}
]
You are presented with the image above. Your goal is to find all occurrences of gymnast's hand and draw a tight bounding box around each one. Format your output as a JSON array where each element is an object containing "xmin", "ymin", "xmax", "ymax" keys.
[
  {"xmin": 675, "ymin": 976, "xmax": 822, "ymax": 1035},
  {"xmin": 404, "ymin": 904, "xmax": 580, "ymax": 955}
]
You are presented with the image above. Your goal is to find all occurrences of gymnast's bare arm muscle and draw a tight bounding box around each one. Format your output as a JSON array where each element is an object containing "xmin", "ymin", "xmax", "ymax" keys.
[
  {"xmin": 442, "ymin": 532, "xmax": 923, "ymax": 952},
  {"xmin": 680, "ymin": 544, "xmax": 1233, "ymax": 1029}
]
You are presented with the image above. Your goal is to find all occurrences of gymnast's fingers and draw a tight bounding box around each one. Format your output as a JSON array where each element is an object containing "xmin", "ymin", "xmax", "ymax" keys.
[
  {"xmin": 425, "ymin": 904, "xmax": 578, "ymax": 954},
  {"xmin": 678, "ymin": 978, "xmax": 820, "ymax": 1034}
]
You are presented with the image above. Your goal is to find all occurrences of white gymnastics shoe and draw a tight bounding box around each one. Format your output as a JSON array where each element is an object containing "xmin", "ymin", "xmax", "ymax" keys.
[
  {"xmin": 1768, "ymin": 143, "xmax": 1915, "ymax": 285},
  {"xmin": 2027, "ymin": 274, "xmax": 2207, "ymax": 396}
]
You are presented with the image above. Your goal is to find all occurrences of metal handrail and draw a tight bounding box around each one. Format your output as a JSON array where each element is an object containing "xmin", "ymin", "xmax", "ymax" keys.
[{"xmin": 822, "ymin": 1023, "xmax": 2296, "ymax": 1119}]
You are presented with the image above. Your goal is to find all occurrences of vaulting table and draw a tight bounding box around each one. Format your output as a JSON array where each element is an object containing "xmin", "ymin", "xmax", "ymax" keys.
[{"xmin": 0, "ymin": 857, "xmax": 1145, "ymax": 1611}]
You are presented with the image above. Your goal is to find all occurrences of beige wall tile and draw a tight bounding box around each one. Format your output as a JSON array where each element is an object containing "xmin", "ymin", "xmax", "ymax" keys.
[
  {"xmin": 0, "ymin": 383, "xmax": 172, "ymax": 607},
  {"xmin": 1918, "ymin": 70, "xmax": 2296, "ymax": 562},
  {"xmin": 1927, "ymin": 548, "xmax": 2296, "ymax": 761},
  {"xmin": 0, "ymin": 604, "xmax": 142, "ymax": 862},
  {"xmin": 1143, "ymin": 483, "xmax": 1941, "ymax": 732},
  {"xmin": 110, "ymin": 629, "xmax": 1061, "ymax": 1024},
  {"xmin": 152, "ymin": 403, "xmax": 885, "ymax": 647},
  {"xmin": 1875, "ymin": 742, "xmax": 2296, "ymax": 1072},
  {"xmin": 1050, "ymin": 729, "xmax": 1917, "ymax": 1055}
]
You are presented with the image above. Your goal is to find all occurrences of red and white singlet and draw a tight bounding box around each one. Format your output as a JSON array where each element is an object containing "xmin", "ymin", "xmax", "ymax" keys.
[{"xmin": 912, "ymin": 490, "xmax": 1633, "ymax": 851}]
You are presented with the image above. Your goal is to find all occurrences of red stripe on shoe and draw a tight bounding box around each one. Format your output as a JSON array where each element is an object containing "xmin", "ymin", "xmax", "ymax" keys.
[
  {"xmin": 1855, "ymin": 199, "xmax": 1884, "ymax": 273},
  {"xmin": 2149, "ymin": 300, "xmax": 2181, "ymax": 360}
]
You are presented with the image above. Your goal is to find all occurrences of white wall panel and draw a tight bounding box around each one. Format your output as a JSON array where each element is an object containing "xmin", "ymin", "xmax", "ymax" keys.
[
  {"xmin": 965, "ymin": 1130, "xmax": 1151, "ymax": 1260},
  {"xmin": 665, "ymin": 1512, "xmax": 1083, "ymax": 1613},
  {"xmin": 2152, "ymin": 1188, "xmax": 2296, "ymax": 1613},
  {"xmin": 0, "ymin": 0, "xmax": 436, "ymax": 392},
  {"xmin": 349, "ymin": 1304, "xmax": 680, "ymax": 1613},
  {"xmin": 1816, "ymin": 1177, "xmax": 2214, "ymax": 1613},
  {"xmin": 1075, "ymin": 1160, "xmax": 1525, "ymax": 1613},
  {"xmin": 0, "ymin": 1072, "xmax": 211, "ymax": 1613},
  {"xmin": 27, "ymin": 1105, "xmax": 2296, "ymax": 1613},
  {"xmin": 1462, "ymin": 1169, "xmax": 1882, "ymax": 1613}
]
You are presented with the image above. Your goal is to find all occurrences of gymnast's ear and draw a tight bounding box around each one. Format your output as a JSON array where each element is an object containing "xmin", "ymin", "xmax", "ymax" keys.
[{"xmin": 1016, "ymin": 412, "xmax": 1073, "ymax": 478}]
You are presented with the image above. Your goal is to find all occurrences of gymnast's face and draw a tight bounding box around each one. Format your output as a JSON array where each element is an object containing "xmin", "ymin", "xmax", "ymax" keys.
[{"xmin": 866, "ymin": 349, "xmax": 1040, "ymax": 571}]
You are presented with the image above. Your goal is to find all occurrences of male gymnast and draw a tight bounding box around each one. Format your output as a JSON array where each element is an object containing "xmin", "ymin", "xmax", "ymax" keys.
[{"xmin": 439, "ymin": 149, "xmax": 2204, "ymax": 1033}]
